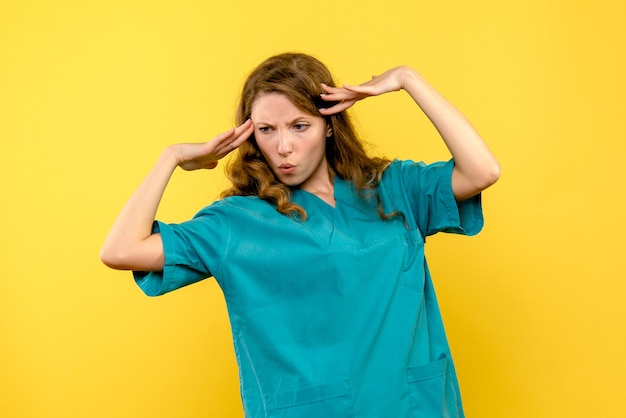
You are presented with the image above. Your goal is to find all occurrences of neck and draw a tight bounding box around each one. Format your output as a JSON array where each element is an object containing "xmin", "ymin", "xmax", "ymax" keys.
[{"xmin": 300, "ymin": 166, "xmax": 336, "ymax": 207}]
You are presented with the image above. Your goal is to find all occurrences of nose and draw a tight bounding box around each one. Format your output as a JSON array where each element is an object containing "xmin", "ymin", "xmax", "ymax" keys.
[{"xmin": 277, "ymin": 129, "xmax": 292, "ymax": 156}]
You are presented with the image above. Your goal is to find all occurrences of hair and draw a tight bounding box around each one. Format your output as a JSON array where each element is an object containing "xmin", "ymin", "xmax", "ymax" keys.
[{"xmin": 222, "ymin": 52, "xmax": 400, "ymax": 222}]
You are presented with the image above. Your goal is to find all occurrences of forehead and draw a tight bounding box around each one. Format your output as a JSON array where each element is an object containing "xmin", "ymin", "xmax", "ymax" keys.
[{"xmin": 251, "ymin": 92, "xmax": 316, "ymax": 121}]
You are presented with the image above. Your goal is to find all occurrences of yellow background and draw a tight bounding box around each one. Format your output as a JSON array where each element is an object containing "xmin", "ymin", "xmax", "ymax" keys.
[{"xmin": 1, "ymin": 0, "xmax": 625, "ymax": 416}]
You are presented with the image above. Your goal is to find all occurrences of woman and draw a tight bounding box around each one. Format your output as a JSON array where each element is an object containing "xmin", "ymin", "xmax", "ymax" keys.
[{"xmin": 101, "ymin": 52, "xmax": 500, "ymax": 417}]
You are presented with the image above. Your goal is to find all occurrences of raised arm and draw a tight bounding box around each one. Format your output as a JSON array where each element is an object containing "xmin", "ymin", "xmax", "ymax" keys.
[
  {"xmin": 319, "ymin": 66, "xmax": 500, "ymax": 200},
  {"xmin": 100, "ymin": 120, "xmax": 254, "ymax": 271}
]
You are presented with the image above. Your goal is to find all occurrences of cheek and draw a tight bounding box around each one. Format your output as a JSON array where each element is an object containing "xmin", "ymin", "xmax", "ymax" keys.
[
  {"xmin": 310, "ymin": 135, "xmax": 327, "ymax": 156},
  {"xmin": 255, "ymin": 138, "xmax": 272, "ymax": 158}
]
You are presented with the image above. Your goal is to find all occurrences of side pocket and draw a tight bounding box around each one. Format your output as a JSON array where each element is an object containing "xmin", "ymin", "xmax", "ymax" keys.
[
  {"xmin": 402, "ymin": 229, "xmax": 426, "ymax": 292},
  {"xmin": 406, "ymin": 356, "xmax": 458, "ymax": 418},
  {"xmin": 265, "ymin": 379, "xmax": 354, "ymax": 418}
]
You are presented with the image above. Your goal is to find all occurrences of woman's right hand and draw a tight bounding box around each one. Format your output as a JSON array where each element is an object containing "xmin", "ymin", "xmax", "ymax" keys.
[
  {"xmin": 100, "ymin": 119, "xmax": 255, "ymax": 271},
  {"xmin": 171, "ymin": 119, "xmax": 254, "ymax": 171}
]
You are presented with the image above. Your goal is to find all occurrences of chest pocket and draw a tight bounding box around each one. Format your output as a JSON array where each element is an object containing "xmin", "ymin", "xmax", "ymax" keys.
[
  {"xmin": 402, "ymin": 229, "xmax": 426, "ymax": 292},
  {"xmin": 264, "ymin": 380, "xmax": 354, "ymax": 418}
]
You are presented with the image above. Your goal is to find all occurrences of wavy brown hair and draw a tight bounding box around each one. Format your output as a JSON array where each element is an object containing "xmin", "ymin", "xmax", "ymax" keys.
[{"xmin": 222, "ymin": 52, "xmax": 399, "ymax": 222}]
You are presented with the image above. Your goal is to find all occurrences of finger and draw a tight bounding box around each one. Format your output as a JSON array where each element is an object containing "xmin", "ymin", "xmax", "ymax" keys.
[
  {"xmin": 320, "ymin": 83, "xmax": 357, "ymax": 100},
  {"xmin": 203, "ymin": 161, "xmax": 219, "ymax": 170},
  {"xmin": 218, "ymin": 119, "xmax": 254, "ymax": 154},
  {"xmin": 342, "ymin": 83, "xmax": 378, "ymax": 95},
  {"xmin": 214, "ymin": 127, "xmax": 236, "ymax": 142},
  {"xmin": 229, "ymin": 119, "xmax": 254, "ymax": 148},
  {"xmin": 321, "ymin": 90, "xmax": 363, "ymax": 104},
  {"xmin": 321, "ymin": 83, "xmax": 345, "ymax": 94},
  {"xmin": 319, "ymin": 99, "xmax": 356, "ymax": 115},
  {"xmin": 214, "ymin": 120, "xmax": 251, "ymax": 147},
  {"xmin": 236, "ymin": 118, "xmax": 254, "ymax": 136}
]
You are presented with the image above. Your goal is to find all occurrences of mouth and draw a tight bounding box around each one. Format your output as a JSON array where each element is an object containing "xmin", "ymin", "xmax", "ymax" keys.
[{"xmin": 278, "ymin": 163, "xmax": 296, "ymax": 174}]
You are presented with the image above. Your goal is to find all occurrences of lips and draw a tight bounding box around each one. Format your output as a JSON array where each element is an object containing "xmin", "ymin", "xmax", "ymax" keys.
[{"xmin": 278, "ymin": 163, "xmax": 296, "ymax": 174}]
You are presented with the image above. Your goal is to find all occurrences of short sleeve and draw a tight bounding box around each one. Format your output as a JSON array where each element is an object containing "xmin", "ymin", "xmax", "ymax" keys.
[
  {"xmin": 393, "ymin": 159, "xmax": 484, "ymax": 237},
  {"xmin": 132, "ymin": 207, "xmax": 228, "ymax": 297}
]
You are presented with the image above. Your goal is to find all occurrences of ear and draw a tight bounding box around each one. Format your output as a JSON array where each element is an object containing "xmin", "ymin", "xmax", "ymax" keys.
[{"xmin": 326, "ymin": 125, "xmax": 333, "ymax": 138}]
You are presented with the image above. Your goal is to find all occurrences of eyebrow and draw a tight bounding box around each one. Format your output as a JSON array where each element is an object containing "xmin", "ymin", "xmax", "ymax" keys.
[{"xmin": 251, "ymin": 116, "xmax": 314, "ymax": 127}]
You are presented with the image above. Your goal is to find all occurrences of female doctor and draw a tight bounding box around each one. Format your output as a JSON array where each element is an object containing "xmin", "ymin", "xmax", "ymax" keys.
[{"xmin": 101, "ymin": 53, "xmax": 500, "ymax": 417}]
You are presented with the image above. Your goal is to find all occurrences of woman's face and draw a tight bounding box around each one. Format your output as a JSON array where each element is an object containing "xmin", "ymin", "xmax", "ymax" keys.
[{"xmin": 251, "ymin": 93, "xmax": 332, "ymax": 191}]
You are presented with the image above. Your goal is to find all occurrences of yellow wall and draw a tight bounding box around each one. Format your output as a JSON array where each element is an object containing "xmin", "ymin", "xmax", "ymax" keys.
[{"xmin": 1, "ymin": 0, "xmax": 624, "ymax": 416}]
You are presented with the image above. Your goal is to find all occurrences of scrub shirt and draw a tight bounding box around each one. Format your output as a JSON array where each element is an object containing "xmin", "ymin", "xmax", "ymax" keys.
[{"xmin": 134, "ymin": 159, "xmax": 483, "ymax": 418}]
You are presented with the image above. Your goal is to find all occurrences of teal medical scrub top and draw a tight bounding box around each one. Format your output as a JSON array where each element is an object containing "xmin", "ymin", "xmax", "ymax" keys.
[{"xmin": 134, "ymin": 159, "xmax": 483, "ymax": 418}]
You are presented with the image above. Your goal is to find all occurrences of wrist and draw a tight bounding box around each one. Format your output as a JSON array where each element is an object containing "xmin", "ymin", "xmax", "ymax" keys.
[
  {"xmin": 159, "ymin": 145, "xmax": 183, "ymax": 169},
  {"xmin": 397, "ymin": 66, "xmax": 419, "ymax": 90}
]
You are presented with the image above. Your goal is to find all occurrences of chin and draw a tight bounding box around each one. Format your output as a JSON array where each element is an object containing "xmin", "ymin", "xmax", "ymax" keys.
[
  {"xmin": 279, "ymin": 175, "xmax": 307, "ymax": 188},
  {"xmin": 280, "ymin": 178, "xmax": 303, "ymax": 187}
]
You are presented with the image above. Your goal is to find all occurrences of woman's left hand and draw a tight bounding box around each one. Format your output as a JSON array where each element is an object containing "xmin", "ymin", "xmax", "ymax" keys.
[{"xmin": 318, "ymin": 66, "xmax": 414, "ymax": 115}]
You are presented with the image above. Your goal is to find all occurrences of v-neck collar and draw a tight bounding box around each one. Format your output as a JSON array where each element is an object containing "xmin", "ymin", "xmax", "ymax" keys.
[
  {"xmin": 293, "ymin": 175, "xmax": 344, "ymax": 209},
  {"xmin": 291, "ymin": 176, "xmax": 346, "ymax": 224},
  {"xmin": 292, "ymin": 176, "xmax": 372, "ymax": 227},
  {"xmin": 290, "ymin": 176, "xmax": 399, "ymax": 248}
]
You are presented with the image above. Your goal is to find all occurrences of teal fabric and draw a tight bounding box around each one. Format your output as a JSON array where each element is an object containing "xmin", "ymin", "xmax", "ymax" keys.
[{"xmin": 134, "ymin": 159, "xmax": 483, "ymax": 417}]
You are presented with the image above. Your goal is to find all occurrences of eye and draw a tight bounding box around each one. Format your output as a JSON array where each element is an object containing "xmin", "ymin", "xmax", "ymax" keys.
[
  {"xmin": 293, "ymin": 123, "xmax": 309, "ymax": 131},
  {"xmin": 257, "ymin": 126, "xmax": 271, "ymax": 133}
]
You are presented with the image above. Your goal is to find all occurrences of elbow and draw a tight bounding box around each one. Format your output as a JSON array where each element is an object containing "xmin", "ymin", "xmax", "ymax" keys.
[
  {"xmin": 100, "ymin": 238, "xmax": 163, "ymax": 271},
  {"xmin": 470, "ymin": 161, "xmax": 501, "ymax": 193},
  {"xmin": 482, "ymin": 160, "xmax": 501, "ymax": 188},
  {"xmin": 99, "ymin": 245, "xmax": 129, "ymax": 270},
  {"xmin": 453, "ymin": 161, "xmax": 501, "ymax": 201}
]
